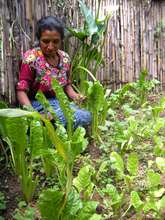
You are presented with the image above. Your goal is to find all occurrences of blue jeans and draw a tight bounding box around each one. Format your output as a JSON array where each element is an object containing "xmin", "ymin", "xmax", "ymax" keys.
[{"xmin": 31, "ymin": 98, "xmax": 92, "ymax": 128}]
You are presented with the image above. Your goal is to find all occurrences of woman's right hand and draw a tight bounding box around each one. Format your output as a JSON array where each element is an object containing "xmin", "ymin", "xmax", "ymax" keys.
[{"xmin": 74, "ymin": 94, "xmax": 87, "ymax": 105}]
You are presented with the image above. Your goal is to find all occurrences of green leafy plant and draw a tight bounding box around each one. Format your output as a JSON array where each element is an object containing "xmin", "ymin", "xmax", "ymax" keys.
[
  {"xmin": 38, "ymin": 119, "xmax": 90, "ymax": 219},
  {"xmin": 110, "ymin": 152, "xmax": 139, "ymax": 191},
  {"xmin": 86, "ymin": 80, "xmax": 106, "ymax": 138},
  {"xmin": 13, "ymin": 201, "xmax": 36, "ymax": 220},
  {"xmin": 102, "ymin": 184, "xmax": 123, "ymax": 218},
  {"xmin": 154, "ymin": 20, "xmax": 165, "ymax": 39},
  {"xmin": 0, "ymin": 109, "xmax": 40, "ymax": 202},
  {"xmin": 0, "ymin": 101, "xmax": 8, "ymax": 109},
  {"xmin": 68, "ymin": 0, "xmax": 113, "ymax": 92},
  {"xmin": 73, "ymin": 165, "xmax": 95, "ymax": 200},
  {"xmin": 51, "ymin": 79, "xmax": 74, "ymax": 139},
  {"xmin": 108, "ymin": 69, "xmax": 159, "ymax": 108}
]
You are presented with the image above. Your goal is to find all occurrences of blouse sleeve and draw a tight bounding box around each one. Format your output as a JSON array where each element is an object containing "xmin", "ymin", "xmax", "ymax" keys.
[
  {"xmin": 64, "ymin": 53, "xmax": 72, "ymax": 86},
  {"xmin": 66, "ymin": 68, "xmax": 72, "ymax": 86},
  {"xmin": 16, "ymin": 63, "xmax": 34, "ymax": 92}
]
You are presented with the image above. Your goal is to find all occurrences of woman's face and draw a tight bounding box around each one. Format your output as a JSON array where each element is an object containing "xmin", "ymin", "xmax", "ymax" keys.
[{"xmin": 39, "ymin": 30, "xmax": 62, "ymax": 57}]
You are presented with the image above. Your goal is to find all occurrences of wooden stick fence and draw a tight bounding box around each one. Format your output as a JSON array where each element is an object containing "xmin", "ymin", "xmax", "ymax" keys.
[{"xmin": 0, "ymin": 0, "xmax": 165, "ymax": 104}]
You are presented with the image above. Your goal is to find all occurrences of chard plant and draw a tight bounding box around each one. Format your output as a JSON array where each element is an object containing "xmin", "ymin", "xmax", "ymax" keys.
[
  {"xmin": 126, "ymin": 169, "xmax": 165, "ymax": 219},
  {"xmin": 36, "ymin": 78, "xmax": 74, "ymax": 139},
  {"xmin": 0, "ymin": 109, "xmax": 41, "ymax": 202},
  {"xmin": 110, "ymin": 151, "xmax": 139, "ymax": 191},
  {"xmin": 85, "ymin": 80, "xmax": 107, "ymax": 139},
  {"xmin": 38, "ymin": 121, "xmax": 101, "ymax": 219},
  {"xmin": 51, "ymin": 79, "xmax": 74, "ymax": 139},
  {"xmin": 108, "ymin": 69, "xmax": 159, "ymax": 109},
  {"xmin": 13, "ymin": 201, "xmax": 36, "ymax": 220},
  {"xmin": 73, "ymin": 165, "xmax": 95, "ymax": 200},
  {"xmin": 68, "ymin": 0, "xmax": 113, "ymax": 92},
  {"xmin": 133, "ymin": 69, "xmax": 159, "ymax": 105}
]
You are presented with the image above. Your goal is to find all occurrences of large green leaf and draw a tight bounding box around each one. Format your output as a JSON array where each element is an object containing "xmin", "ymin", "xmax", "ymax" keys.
[
  {"xmin": 78, "ymin": 0, "xmax": 98, "ymax": 36},
  {"xmin": 71, "ymin": 127, "xmax": 88, "ymax": 158},
  {"xmin": 130, "ymin": 191, "xmax": 144, "ymax": 212},
  {"xmin": 29, "ymin": 119, "xmax": 44, "ymax": 158},
  {"xmin": 143, "ymin": 200, "xmax": 158, "ymax": 213},
  {"xmin": 147, "ymin": 170, "xmax": 160, "ymax": 188},
  {"xmin": 102, "ymin": 184, "xmax": 122, "ymax": 206},
  {"xmin": 62, "ymin": 190, "xmax": 82, "ymax": 219},
  {"xmin": 67, "ymin": 27, "xmax": 88, "ymax": 40},
  {"xmin": 35, "ymin": 91, "xmax": 59, "ymax": 122},
  {"xmin": 73, "ymin": 165, "xmax": 94, "ymax": 199},
  {"xmin": 44, "ymin": 119, "xmax": 69, "ymax": 161},
  {"xmin": 110, "ymin": 152, "xmax": 124, "ymax": 175},
  {"xmin": 76, "ymin": 201, "xmax": 99, "ymax": 220},
  {"xmin": 153, "ymin": 188, "xmax": 165, "ymax": 198},
  {"xmin": 89, "ymin": 214, "xmax": 103, "ymax": 220},
  {"xmin": 51, "ymin": 79, "xmax": 74, "ymax": 138},
  {"xmin": 1, "ymin": 117, "xmax": 28, "ymax": 155},
  {"xmin": 0, "ymin": 108, "xmax": 36, "ymax": 118},
  {"xmin": 20, "ymin": 173, "xmax": 38, "ymax": 203},
  {"xmin": 127, "ymin": 153, "xmax": 139, "ymax": 176},
  {"xmin": 88, "ymin": 81, "xmax": 105, "ymax": 112},
  {"xmin": 85, "ymin": 46, "xmax": 103, "ymax": 64},
  {"xmin": 38, "ymin": 189, "xmax": 64, "ymax": 220},
  {"xmin": 156, "ymin": 157, "xmax": 165, "ymax": 173},
  {"xmin": 156, "ymin": 196, "xmax": 165, "ymax": 210}
]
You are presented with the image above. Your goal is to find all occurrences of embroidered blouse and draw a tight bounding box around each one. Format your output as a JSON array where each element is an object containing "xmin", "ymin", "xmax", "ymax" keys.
[{"xmin": 17, "ymin": 47, "xmax": 71, "ymax": 99}]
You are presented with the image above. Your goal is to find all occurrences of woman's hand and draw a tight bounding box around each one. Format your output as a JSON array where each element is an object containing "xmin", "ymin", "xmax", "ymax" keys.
[
  {"xmin": 65, "ymin": 84, "xmax": 86, "ymax": 102},
  {"xmin": 75, "ymin": 94, "xmax": 86, "ymax": 101},
  {"xmin": 74, "ymin": 94, "xmax": 86, "ymax": 105}
]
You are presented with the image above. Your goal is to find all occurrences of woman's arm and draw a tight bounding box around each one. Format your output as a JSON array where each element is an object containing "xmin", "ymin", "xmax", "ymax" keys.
[
  {"xmin": 17, "ymin": 91, "xmax": 32, "ymax": 106},
  {"xmin": 64, "ymin": 84, "xmax": 80, "ymax": 100}
]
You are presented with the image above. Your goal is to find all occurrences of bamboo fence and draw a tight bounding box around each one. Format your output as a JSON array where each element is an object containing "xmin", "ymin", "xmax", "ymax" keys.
[{"xmin": 0, "ymin": 0, "xmax": 165, "ymax": 104}]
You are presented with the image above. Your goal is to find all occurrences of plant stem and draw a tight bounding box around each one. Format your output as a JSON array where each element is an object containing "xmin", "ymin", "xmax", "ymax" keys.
[
  {"xmin": 121, "ymin": 204, "xmax": 132, "ymax": 218},
  {"xmin": 59, "ymin": 163, "xmax": 73, "ymax": 219}
]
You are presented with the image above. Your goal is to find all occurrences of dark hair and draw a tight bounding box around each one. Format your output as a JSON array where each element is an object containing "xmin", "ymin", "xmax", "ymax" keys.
[{"xmin": 36, "ymin": 16, "xmax": 65, "ymax": 40}]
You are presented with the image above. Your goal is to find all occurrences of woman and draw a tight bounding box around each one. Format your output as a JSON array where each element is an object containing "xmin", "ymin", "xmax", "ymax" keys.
[{"xmin": 17, "ymin": 16, "xmax": 91, "ymax": 128}]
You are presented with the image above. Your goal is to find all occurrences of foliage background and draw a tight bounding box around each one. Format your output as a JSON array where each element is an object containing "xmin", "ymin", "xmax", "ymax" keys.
[{"xmin": 0, "ymin": 0, "xmax": 165, "ymax": 104}]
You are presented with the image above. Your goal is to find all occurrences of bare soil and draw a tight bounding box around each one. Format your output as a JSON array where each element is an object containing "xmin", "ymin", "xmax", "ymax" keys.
[{"xmin": 0, "ymin": 169, "xmax": 21, "ymax": 220}]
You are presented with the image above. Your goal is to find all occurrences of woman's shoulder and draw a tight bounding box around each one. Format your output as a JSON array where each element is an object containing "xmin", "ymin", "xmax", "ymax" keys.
[
  {"xmin": 22, "ymin": 47, "xmax": 42, "ymax": 64},
  {"xmin": 58, "ymin": 50, "xmax": 71, "ymax": 60}
]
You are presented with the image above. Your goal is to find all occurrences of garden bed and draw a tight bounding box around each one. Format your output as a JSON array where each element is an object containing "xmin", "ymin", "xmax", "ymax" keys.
[{"xmin": 0, "ymin": 80, "xmax": 165, "ymax": 219}]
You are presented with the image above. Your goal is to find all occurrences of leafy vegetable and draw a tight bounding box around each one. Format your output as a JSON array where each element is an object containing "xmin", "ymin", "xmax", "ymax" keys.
[{"xmin": 127, "ymin": 153, "xmax": 139, "ymax": 176}]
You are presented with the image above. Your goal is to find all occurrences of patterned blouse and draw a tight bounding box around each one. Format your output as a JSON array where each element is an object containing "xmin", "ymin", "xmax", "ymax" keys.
[{"xmin": 17, "ymin": 47, "xmax": 71, "ymax": 99}]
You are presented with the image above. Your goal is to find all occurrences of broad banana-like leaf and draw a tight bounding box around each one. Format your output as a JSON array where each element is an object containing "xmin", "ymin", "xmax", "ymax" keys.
[
  {"xmin": 67, "ymin": 27, "xmax": 88, "ymax": 40},
  {"xmin": 0, "ymin": 108, "xmax": 36, "ymax": 118},
  {"xmin": 78, "ymin": 0, "xmax": 98, "ymax": 36}
]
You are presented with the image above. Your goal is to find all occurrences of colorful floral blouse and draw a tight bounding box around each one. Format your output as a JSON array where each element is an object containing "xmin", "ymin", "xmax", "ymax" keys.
[{"xmin": 17, "ymin": 47, "xmax": 71, "ymax": 99}]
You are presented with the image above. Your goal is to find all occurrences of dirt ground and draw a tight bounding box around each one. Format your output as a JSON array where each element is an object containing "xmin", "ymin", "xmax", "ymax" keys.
[{"xmin": 0, "ymin": 169, "xmax": 21, "ymax": 220}]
